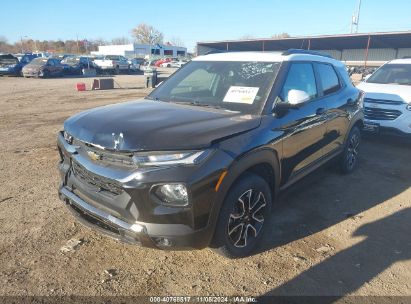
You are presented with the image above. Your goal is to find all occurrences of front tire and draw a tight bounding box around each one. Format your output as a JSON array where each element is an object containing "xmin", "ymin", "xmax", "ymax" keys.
[
  {"xmin": 212, "ymin": 174, "xmax": 271, "ymax": 258},
  {"xmin": 339, "ymin": 126, "xmax": 361, "ymax": 174},
  {"xmin": 41, "ymin": 70, "xmax": 49, "ymax": 78}
]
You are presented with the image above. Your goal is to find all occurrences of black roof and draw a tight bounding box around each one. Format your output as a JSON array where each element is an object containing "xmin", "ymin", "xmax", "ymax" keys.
[{"xmin": 197, "ymin": 31, "xmax": 411, "ymax": 52}]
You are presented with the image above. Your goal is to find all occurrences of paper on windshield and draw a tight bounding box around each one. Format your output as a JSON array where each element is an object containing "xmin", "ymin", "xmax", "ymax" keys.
[{"xmin": 223, "ymin": 86, "xmax": 259, "ymax": 104}]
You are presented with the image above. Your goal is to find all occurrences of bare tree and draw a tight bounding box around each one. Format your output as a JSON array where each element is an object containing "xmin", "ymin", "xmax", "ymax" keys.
[
  {"xmin": 271, "ymin": 33, "xmax": 291, "ymax": 39},
  {"xmin": 169, "ymin": 37, "xmax": 185, "ymax": 47},
  {"xmin": 111, "ymin": 37, "xmax": 131, "ymax": 45},
  {"xmin": 0, "ymin": 36, "xmax": 12, "ymax": 53},
  {"xmin": 131, "ymin": 23, "xmax": 164, "ymax": 45},
  {"xmin": 239, "ymin": 34, "xmax": 256, "ymax": 40}
]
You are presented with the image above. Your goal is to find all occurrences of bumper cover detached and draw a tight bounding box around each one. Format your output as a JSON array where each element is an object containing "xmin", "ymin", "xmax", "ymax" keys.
[{"xmin": 59, "ymin": 186, "xmax": 150, "ymax": 246}]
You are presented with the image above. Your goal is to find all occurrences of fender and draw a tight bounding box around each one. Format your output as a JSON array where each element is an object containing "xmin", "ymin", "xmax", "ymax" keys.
[
  {"xmin": 205, "ymin": 148, "xmax": 281, "ymax": 246},
  {"xmin": 343, "ymin": 110, "xmax": 364, "ymax": 146}
]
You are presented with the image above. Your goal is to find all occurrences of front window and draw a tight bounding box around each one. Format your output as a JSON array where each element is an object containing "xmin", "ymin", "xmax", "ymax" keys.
[
  {"xmin": 148, "ymin": 61, "xmax": 281, "ymax": 115},
  {"xmin": 279, "ymin": 63, "xmax": 317, "ymax": 102},
  {"xmin": 367, "ymin": 64, "xmax": 411, "ymax": 85},
  {"xmin": 62, "ymin": 57, "xmax": 80, "ymax": 64}
]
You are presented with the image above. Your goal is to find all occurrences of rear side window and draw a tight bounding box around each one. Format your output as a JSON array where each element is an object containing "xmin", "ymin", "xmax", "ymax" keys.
[
  {"xmin": 317, "ymin": 63, "xmax": 341, "ymax": 95},
  {"xmin": 280, "ymin": 63, "xmax": 317, "ymax": 102}
]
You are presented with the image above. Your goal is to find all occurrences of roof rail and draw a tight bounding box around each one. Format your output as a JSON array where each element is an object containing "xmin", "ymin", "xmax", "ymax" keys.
[
  {"xmin": 282, "ymin": 49, "xmax": 333, "ymax": 58},
  {"xmin": 204, "ymin": 49, "xmax": 230, "ymax": 55}
]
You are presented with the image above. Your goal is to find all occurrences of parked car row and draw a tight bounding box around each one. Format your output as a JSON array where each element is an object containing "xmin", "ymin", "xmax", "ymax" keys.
[
  {"xmin": 155, "ymin": 57, "xmax": 189, "ymax": 68},
  {"xmin": 0, "ymin": 52, "xmax": 150, "ymax": 78},
  {"xmin": 0, "ymin": 53, "xmax": 39, "ymax": 76},
  {"xmin": 347, "ymin": 65, "xmax": 377, "ymax": 77}
]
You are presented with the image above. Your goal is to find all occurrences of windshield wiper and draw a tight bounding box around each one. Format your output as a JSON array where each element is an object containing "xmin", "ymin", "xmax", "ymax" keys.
[{"xmin": 174, "ymin": 100, "xmax": 240, "ymax": 113}]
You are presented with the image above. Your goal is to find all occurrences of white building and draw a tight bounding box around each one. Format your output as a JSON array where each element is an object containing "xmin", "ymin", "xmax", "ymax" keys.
[{"xmin": 91, "ymin": 43, "xmax": 187, "ymax": 58}]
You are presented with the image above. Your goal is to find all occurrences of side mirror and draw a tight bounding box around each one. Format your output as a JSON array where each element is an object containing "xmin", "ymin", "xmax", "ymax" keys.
[{"xmin": 287, "ymin": 89, "xmax": 310, "ymax": 105}]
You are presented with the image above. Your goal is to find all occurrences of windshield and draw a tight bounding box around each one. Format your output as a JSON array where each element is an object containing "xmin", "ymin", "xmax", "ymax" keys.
[
  {"xmin": 148, "ymin": 61, "xmax": 281, "ymax": 114},
  {"xmin": 367, "ymin": 64, "xmax": 411, "ymax": 85},
  {"xmin": 62, "ymin": 57, "xmax": 80, "ymax": 64},
  {"xmin": 30, "ymin": 58, "xmax": 48, "ymax": 65}
]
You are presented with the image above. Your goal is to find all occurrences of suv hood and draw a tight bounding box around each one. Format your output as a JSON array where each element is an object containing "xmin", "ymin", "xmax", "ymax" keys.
[
  {"xmin": 64, "ymin": 100, "xmax": 261, "ymax": 151},
  {"xmin": 357, "ymin": 82, "xmax": 411, "ymax": 103}
]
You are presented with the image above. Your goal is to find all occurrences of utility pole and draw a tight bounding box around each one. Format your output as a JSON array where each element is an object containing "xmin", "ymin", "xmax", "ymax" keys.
[{"xmin": 351, "ymin": 0, "xmax": 362, "ymax": 33}]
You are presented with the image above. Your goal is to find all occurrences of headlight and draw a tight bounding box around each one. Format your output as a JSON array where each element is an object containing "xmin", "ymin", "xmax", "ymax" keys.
[
  {"xmin": 132, "ymin": 150, "xmax": 210, "ymax": 167},
  {"xmin": 63, "ymin": 131, "xmax": 73, "ymax": 144},
  {"xmin": 152, "ymin": 183, "xmax": 188, "ymax": 206}
]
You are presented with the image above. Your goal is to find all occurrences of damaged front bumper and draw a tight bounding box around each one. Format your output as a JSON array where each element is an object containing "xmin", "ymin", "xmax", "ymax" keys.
[
  {"xmin": 56, "ymin": 131, "xmax": 231, "ymax": 249},
  {"xmin": 58, "ymin": 186, "xmax": 161, "ymax": 247}
]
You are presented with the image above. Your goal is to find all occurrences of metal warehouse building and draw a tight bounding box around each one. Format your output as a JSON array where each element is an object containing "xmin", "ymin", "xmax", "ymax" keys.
[{"xmin": 197, "ymin": 31, "xmax": 411, "ymax": 66}]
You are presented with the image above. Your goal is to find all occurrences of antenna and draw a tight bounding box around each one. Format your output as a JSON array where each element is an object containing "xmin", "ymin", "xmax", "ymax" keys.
[{"xmin": 350, "ymin": 0, "xmax": 362, "ymax": 33}]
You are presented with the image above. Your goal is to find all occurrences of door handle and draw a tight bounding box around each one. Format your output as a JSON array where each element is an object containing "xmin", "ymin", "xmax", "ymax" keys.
[{"xmin": 316, "ymin": 108, "xmax": 326, "ymax": 115}]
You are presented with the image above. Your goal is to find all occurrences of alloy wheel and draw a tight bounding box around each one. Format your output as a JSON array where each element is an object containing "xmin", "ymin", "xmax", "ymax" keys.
[
  {"xmin": 227, "ymin": 189, "xmax": 266, "ymax": 248},
  {"xmin": 346, "ymin": 133, "xmax": 360, "ymax": 170}
]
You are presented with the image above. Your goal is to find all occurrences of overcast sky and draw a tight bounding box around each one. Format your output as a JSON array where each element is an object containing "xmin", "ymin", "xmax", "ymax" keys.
[{"xmin": 2, "ymin": 0, "xmax": 411, "ymax": 52}]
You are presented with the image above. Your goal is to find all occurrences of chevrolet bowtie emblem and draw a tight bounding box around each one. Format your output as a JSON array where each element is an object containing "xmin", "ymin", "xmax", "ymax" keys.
[{"xmin": 87, "ymin": 151, "xmax": 101, "ymax": 161}]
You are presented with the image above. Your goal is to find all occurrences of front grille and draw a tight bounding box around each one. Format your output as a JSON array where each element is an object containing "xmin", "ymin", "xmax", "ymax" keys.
[
  {"xmin": 364, "ymin": 107, "xmax": 402, "ymax": 121},
  {"xmin": 72, "ymin": 161, "xmax": 123, "ymax": 195},
  {"xmin": 364, "ymin": 97, "xmax": 405, "ymax": 106},
  {"xmin": 73, "ymin": 139, "xmax": 135, "ymax": 167}
]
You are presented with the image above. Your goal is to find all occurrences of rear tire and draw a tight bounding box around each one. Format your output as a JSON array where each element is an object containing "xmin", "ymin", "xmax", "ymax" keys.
[
  {"xmin": 339, "ymin": 126, "xmax": 361, "ymax": 174},
  {"xmin": 212, "ymin": 173, "xmax": 271, "ymax": 258}
]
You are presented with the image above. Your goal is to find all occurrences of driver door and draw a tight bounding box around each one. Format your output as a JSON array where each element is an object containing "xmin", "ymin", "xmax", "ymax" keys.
[{"xmin": 276, "ymin": 62, "xmax": 328, "ymax": 183}]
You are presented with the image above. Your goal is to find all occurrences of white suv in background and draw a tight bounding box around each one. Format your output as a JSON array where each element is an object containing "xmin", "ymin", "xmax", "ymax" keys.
[{"xmin": 357, "ymin": 59, "xmax": 411, "ymax": 137}]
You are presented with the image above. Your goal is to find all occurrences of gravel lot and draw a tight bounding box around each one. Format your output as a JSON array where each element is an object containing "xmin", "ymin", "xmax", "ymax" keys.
[{"xmin": 0, "ymin": 72, "xmax": 410, "ymax": 299}]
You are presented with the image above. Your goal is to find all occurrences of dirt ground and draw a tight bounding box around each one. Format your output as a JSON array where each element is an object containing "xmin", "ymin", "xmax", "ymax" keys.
[{"xmin": 0, "ymin": 72, "xmax": 410, "ymax": 300}]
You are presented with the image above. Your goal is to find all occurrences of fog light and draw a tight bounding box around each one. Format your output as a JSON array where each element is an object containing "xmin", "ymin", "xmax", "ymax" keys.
[
  {"xmin": 155, "ymin": 237, "xmax": 172, "ymax": 247},
  {"xmin": 153, "ymin": 183, "xmax": 188, "ymax": 206}
]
